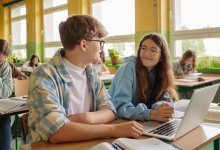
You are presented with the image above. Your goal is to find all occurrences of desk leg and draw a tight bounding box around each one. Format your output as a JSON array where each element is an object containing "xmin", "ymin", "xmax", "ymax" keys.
[
  {"xmin": 214, "ymin": 138, "xmax": 219, "ymax": 150},
  {"xmin": 15, "ymin": 114, "xmax": 19, "ymax": 150}
]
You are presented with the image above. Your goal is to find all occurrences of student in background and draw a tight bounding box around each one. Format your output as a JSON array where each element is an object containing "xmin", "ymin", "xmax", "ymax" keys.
[
  {"xmin": 27, "ymin": 15, "xmax": 143, "ymax": 144},
  {"xmin": 109, "ymin": 33, "xmax": 179, "ymax": 122},
  {"xmin": 172, "ymin": 49, "xmax": 197, "ymax": 79},
  {"xmin": 93, "ymin": 51, "xmax": 110, "ymax": 75},
  {"xmin": 22, "ymin": 54, "xmax": 40, "ymax": 68},
  {"xmin": 0, "ymin": 39, "xmax": 13, "ymax": 150}
]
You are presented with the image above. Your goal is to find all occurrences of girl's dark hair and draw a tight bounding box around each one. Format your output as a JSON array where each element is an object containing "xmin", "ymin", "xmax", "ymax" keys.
[
  {"xmin": 29, "ymin": 54, "xmax": 40, "ymax": 67},
  {"xmin": 136, "ymin": 33, "xmax": 178, "ymax": 108},
  {"xmin": 180, "ymin": 49, "xmax": 197, "ymax": 71},
  {"xmin": 0, "ymin": 39, "xmax": 10, "ymax": 56}
]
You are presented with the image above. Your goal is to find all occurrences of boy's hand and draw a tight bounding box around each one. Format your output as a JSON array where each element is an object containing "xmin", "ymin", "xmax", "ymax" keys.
[{"xmin": 111, "ymin": 121, "xmax": 143, "ymax": 138}]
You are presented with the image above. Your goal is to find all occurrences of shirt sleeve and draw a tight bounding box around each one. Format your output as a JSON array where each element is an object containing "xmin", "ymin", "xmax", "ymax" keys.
[
  {"xmin": 110, "ymin": 76, "xmax": 151, "ymax": 121},
  {"xmin": 151, "ymin": 92, "xmax": 174, "ymax": 109},
  {"xmin": 0, "ymin": 62, "xmax": 13, "ymax": 98},
  {"xmin": 94, "ymin": 74, "xmax": 116, "ymax": 114},
  {"xmin": 27, "ymin": 71, "xmax": 69, "ymax": 142}
]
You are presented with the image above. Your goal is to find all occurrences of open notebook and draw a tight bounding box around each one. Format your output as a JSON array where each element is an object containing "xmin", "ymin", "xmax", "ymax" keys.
[
  {"xmin": 91, "ymin": 138, "xmax": 180, "ymax": 150},
  {"xmin": 0, "ymin": 96, "xmax": 27, "ymax": 114},
  {"xmin": 176, "ymin": 73, "xmax": 202, "ymax": 82}
]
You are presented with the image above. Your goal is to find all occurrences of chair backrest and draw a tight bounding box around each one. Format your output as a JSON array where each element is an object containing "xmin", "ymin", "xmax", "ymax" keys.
[{"xmin": 14, "ymin": 79, "xmax": 29, "ymax": 97}]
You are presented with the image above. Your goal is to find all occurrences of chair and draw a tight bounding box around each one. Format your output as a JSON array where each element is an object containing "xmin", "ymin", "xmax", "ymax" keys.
[
  {"xmin": 13, "ymin": 79, "xmax": 30, "ymax": 147},
  {"xmin": 14, "ymin": 78, "xmax": 29, "ymax": 97}
]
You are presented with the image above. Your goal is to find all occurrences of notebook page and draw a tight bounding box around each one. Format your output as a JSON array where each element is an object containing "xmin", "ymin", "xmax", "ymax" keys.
[{"xmin": 113, "ymin": 138, "xmax": 179, "ymax": 150}]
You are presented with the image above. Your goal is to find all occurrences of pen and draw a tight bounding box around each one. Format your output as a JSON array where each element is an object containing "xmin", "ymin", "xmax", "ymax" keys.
[
  {"xmin": 114, "ymin": 143, "xmax": 127, "ymax": 150},
  {"xmin": 112, "ymin": 143, "xmax": 121, "ymax": 150}
]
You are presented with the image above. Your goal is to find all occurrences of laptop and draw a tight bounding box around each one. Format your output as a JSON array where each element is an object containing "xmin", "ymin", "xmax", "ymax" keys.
[{"xmin": 143, "ymin": 83, "xmax": 220, "ymax": 141}]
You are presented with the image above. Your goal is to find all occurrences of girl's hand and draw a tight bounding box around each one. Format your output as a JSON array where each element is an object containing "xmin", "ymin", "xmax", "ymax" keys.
[{"xmin": 150, "ymin": 103, "xmax": 174, "ymax": 122}]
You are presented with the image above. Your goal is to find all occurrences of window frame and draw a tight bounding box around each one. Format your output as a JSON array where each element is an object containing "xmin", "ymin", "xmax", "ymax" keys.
[
  {"xmin": 169, "ymin": 0, "xmax": 220, "ymax": 59},
  {"xmin": 10, "ymin": 2, "xmax": 27, "ymax": 59},
  {"xmin": 43, "ymin": 1, "xmax": 68, "ymax": 58},
  {"xmin": 91, "ymin": 0, "xmax": 135, "ymax": 58}
]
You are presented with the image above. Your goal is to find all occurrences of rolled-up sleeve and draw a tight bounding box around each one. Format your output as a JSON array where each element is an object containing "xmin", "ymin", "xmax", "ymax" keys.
[
  {"xmin": 151, "ymin": 92, "xmax": 174, "ymax": 109},
  {"xmin": 111, "ymin": 76, "xmax": 151, "ymax": 121},
  {"xmin": 95, "ymin": 75, "xmax": 116, "ymax": 114}
]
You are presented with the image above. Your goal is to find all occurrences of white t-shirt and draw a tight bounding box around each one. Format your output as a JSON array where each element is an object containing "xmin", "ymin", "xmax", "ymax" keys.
[{"xmin": 63, "ymin": 58, "xmax": 91, "ymax": 116}]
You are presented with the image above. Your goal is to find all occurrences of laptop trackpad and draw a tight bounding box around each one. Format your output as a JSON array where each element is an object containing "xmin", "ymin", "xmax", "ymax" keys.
[{"xmin": 141, "ymin": 121, "xmax": 163, "ymax": 132}]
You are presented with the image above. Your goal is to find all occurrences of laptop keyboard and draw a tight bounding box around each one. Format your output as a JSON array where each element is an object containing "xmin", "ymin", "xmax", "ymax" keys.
[{"xmin": 149, "ymin": 120, "xmax": 181, "ymax": 137}]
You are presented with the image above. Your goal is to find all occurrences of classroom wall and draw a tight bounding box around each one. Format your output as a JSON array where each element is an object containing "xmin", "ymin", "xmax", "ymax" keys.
[
  {"xmin": 0, "ymin": 0, "xmax": 11, "ymax": 41},
  {"xmin": 135, "ymin": 0, "xmax": 169, "ymax": 49}
]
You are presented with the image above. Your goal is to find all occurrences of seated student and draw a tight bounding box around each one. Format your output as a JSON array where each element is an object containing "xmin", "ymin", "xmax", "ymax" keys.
[
  {"xmin": 0, "ymin": 39, "xmax": 13, "ymax": 150},
  {"xmin": 109, "ymin": 33, "xmax": 179, "ymax": 122},
  {"xmin": 22, "ymin": 54, "xmax": 40, "ymax": 68},
  {"xmin": 27, "ymin": 15, "xmax": 143, "ymax": 144},
  {"xmin": 93, "ymin": 51, "xmax": 110, "ymax": 75},
  {"xmin": 8, "ymin": 62, "xmax": 28, "ymax": 80},
  {"xmin": 172, "ymin": 49, "xmax": 197, "ymax": 79}
]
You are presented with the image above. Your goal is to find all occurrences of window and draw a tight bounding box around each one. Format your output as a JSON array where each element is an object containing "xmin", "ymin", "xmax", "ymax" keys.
[
  {"xmin": 10, "ymin": 3, "xmax": 27, "ymax": 59},
  {"xmin": 170, "ymin": 0, "xmax": 220, "ymax": 70},
  {"xmin": 43, "ymin": 0, "xmax": 68, "ymax": 58},
  {"xmin": 91, "ymin": 0, "xmax": 135, "ymax": 58}
]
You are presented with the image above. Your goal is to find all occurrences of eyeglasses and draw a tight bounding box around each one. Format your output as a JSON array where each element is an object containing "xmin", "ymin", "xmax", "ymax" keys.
[
  {"xmin": 87, "ymin": 39, "xmax": 105, "ymax": 50},
  {"xmin": 139, "ymin": 45, "xmax": 159, "ymax": 56}
]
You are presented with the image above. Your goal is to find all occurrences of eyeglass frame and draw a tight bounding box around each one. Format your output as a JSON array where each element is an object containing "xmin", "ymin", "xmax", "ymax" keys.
[
  {"xmin": 139, "ymin": 45, "xmax": 160, "ymax": 56},
  {"xmin": 86, "ymin": 39, "xmax": 105, "ymax": 50}
]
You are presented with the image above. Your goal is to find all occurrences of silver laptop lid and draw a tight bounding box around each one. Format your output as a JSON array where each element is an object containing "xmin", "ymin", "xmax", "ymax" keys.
[{"xmin": 174, "ymin": 83, "xmax": 220, "ymax": 140}]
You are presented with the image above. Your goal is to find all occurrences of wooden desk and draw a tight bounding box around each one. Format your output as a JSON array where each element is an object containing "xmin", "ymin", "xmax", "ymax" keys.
[
  {"xmin": 99, "ymin": 74, "xmax": 115, "ymax": 82},
  {"xmin": 19, "ymin": 121, "xmax": 220, "ymax": 150},
  {"xmin": 100, "ymin": 74, "xmax": 115, "ymax": 89},
  {"xmin": 0, "ymin": 107, "xmax": 29, "ymax": 117},
  {"xmin": 175, "ymin": 74, "xmax": 220, "ymax": 99},
  {"xmin": 21, "ymin": 67, "xmax": 34, "ymax": 77},
  {"xmin": 0, "ymin": 97, "xmax": 29, "ymax": 150},
  {"xmin": 175, "ymin": 74, "xmax": 220, "ymax": 88}
]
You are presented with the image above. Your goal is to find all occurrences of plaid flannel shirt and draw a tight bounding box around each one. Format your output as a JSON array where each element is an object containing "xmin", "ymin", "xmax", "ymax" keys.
[{"xmin": 27, "ymin": 48, "xmax": 116, "ymax": 143}]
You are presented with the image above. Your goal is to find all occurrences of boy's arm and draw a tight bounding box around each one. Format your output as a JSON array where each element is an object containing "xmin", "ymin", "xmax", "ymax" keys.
[
  {"xmin": 68, "ymin": 109, "xmax": 115, "ymax": 124},
  {"xmin": 49, "ymin": 120, "xmax": 144, "ymax": 143}
]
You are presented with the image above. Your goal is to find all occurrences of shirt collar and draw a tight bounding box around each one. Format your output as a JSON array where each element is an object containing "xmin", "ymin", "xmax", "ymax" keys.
[{"xmin": 52, "ymin": 48, "xmax": 94, "ymax": 82}]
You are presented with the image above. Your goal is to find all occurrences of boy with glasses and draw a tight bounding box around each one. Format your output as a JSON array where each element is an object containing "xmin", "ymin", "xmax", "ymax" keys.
[{"xmin": 26, "ymin": 15, "xmax": 143, "ymax": 143}]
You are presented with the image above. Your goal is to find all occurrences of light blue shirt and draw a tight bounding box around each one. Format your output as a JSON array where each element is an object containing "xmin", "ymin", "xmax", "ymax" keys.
[
  {"xmin": 109, "ymin": 56, "xmax": 173, "ymax": 121},
  {"xmin": 27, "ymin": 48, "xmax": 116, "ymax": 143}
]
